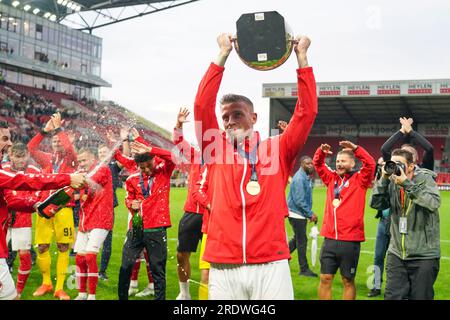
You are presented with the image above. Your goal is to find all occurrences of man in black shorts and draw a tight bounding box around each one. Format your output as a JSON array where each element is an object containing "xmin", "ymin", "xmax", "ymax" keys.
[
  {"xmin": 313, "ymin": 141, "xmax": 376, "ymax": 300},
  {"xmin": 172, "ymin": 108, "xmax": 205, "ymax": 300}
]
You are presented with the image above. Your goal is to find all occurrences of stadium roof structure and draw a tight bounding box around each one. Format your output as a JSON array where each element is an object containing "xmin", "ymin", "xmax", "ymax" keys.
[
  {"xmin": 264, "ymin": 78, "xmax": 450, "ymax": 126},
  {"xmin": 1, "ymin": 0, "xmax": 200, "ymax": 32}
]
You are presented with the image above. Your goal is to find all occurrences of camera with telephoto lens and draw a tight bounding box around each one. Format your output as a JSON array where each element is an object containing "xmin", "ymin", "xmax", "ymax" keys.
[{"xmin": 384, "ymin": 160, "xmax": 406, "ymax": 176}]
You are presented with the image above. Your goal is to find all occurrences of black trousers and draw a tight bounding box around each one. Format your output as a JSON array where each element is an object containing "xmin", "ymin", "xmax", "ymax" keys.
[
  {"xmin": 385, "ymin": 253, "xmax": 440, "ymax": 300},
  {"xmin": 118, "ymin": 229, "xmax": 167, "ymax": 300},
  {"xmin": 288, "ymin": 218, "xmax": 309, "ymax": 272},
  {"xmin": 100, "ymin": 230, "xmax": 112, "ymax": 274}
]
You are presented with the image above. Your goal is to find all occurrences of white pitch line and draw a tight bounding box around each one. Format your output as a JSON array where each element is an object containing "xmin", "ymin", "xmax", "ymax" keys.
[
  {"xmin": 360, "ymin": 250, "xmax": 450, "ymax": 260},
  {"xmin": 366, "ymin": 237, "xmax": 450, "ymax": 244}
]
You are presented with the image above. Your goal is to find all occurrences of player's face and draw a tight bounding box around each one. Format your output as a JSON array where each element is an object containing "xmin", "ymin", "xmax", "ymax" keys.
[
  {"xmin": 301, "ymin": 158, "xmax": 314, "ymax": 175},
  {"xmin": 77, "ymin": 152, "xmax": 95, "ymax": 172},
  {"xmin": 10, "ymin": 152, "xmax": 29, "ymax": 171},
  {"xmin": 221, "ymin": 102, "xmax": 257, "ymax": 142},
  {"xmin": 0, "ymin": 128, "xmax": 12, "ymax": 156},
  {"xmin": 98, "ymin": 146, "xmax": 110, "ymax": 162},
  {"xmin": 51, "ymin": 135, "xmax": 64, "ymax": 153},
  {"xmin": 138, "ymin": 159, "xmax": 154, "ymax": 176},
  {"xmin": 335, "ymin": 153, "xmax": 355, "ymax": 176}
]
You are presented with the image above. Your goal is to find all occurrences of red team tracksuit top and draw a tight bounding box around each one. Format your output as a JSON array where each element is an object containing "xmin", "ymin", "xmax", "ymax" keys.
[
  {"xmin": 0, "ymin": 169, "xmax": 71, "ymax": 258},
  {"xmin": 125, "ymin": 145, "xmax": 175, "ymax": 229},
  {"xmin": 313, "ymin": 146, "xmax": 376, "ymax": 242},
  {"xmin": 2, "ymin": 163, "xmax": 41, "ymax": 228},
  {"xmin": 78, "ymin": 163, "xmax": 114, "ymax": 232},
  {"xmin": 194, "ymin": 63, "xmax": 318, "ymax": 264},
  {"xmin": 172, "ymin": 128, "xmax": 205, "ymax": 215},
  {"xmin": 192, "ymin": 165, "xmax": 210, "ymax": 234}
]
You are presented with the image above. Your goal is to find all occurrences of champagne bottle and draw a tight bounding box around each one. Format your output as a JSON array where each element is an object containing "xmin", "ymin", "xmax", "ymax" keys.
[
  {"xmin": 131, "ymin": 210, "xmax": 143, "ymax": 239},
  {"xmin": 37, "ymin": 186, "xmax": 76, "ymax": 219}
]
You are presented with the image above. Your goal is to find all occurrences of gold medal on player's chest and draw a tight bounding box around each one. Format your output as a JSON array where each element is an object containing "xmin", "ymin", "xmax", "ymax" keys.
[
  {"xmin": 81, "ymin": 194, "xmax": 88, "ymax": 201},
  {"xmin": 332, "ymin": 198, "xmax": 341, "ymax": 208},
  {"xmin": 246, "ymin": 180, "xmax": 261, "ymax": 196}
]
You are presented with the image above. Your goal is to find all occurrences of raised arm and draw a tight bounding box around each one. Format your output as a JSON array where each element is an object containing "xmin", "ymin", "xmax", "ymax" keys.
[
  {"xmin": 409, "ymin": 131, "xmax": 434, "ymax": 170},
  {"xmin": 312, "ymin": 144, "xmax": 334, "ymax": 186},
  {"xmin": 279, "ymin": 36, "xmax": 318, "ymax": 170},
  {"xmin": 27, "ymin": 131, "xmax": 51, "ymax": 169},
  {"xmin": 194, "ymin": 34, "xmax": 231, "ymax": 153},
  {"xmin": 173, "ymin": 107, "xmax": 200, "ymax": 163}
]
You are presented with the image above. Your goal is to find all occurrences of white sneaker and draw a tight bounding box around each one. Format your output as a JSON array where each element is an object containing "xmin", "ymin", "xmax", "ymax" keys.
[
  {"xmin": 135, "ymin": 287, "xmax": 155, "ymax": 297},
  {"xmin": 128, "ymin": 287, "xmax": 139, "ymax": 296},
  {"xmin": 75, "ymin": 293, "xmax": 87, "ymax": 300},
  {"xmin": 176, "ymin": 292, "xmax": 191, "ymax": 300}
]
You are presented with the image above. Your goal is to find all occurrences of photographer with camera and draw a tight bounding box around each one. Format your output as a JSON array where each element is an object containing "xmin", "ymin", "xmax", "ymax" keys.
[{"xmin": 370, "ymin": 148, "xmax": 441, "ymax": 300}]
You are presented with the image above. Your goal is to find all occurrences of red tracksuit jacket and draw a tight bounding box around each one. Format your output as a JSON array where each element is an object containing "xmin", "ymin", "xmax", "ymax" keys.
[
  {"xmin": 0, "ymin": 168, "xmax": 71, "ymax": 258},
  {"xmin": 125, "ymin": 146, "xmax": 175, "ymax": 229},
  {"xmin": 2, "ymin": 163, "xmax": 41, "ymax": 228},
  {"xmin": 194, "ymin": 63, "xmax": 318, "ymax": 264},
  {"xmin": 192, "ymin": 164, "xmax": 210, "ymax": 234},
  {"xmin": 172, "ymin": 128, "xmax": 205, "ymax": 215},
  {"xmin": 78, "ymin": 163, "xmax": 114, "ymax": 232},
  {"xmin": 313, "ymin": 146, "xmax": 376, "ymax": 242}
]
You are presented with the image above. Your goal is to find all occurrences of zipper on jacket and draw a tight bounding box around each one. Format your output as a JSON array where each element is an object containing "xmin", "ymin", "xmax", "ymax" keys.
[
  {"xmin": 240, "ymin": 157, "xmax": 248, "ymax": 264},
  {"xmin": 333, "ymin": 207, "xmax": 338, "ymax": 240},
  {"xmin": 402, "ymin": 233, "xmax": 406, "ymax": 259}
]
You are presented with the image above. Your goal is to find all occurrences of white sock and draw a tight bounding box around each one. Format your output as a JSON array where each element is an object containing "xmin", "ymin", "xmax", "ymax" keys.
[
  {"xmin": 148, "ymin": 282, "xmax": 154, "ymax": 290},
  {"xmin": 78, "ymin": 292, "xmax": 87, "ymax": 299},
  {"xmin": 130, "ymin": 280, "xmax": 138, "ymax": 288},
  {"xmin": 87, "ymin": 294, "xmax": 96, "ymax": 300},
  {"xmin": 179, "ymin": 281, "xmax": 190, "ymax": 296}
]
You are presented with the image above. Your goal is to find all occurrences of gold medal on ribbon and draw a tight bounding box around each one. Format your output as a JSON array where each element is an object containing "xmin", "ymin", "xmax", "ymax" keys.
[
  {"xmin": 81, "ymin": 194, "xmax": 88, "ymax": 201},
  {"xmin": 246, "ymin": 180, "xmax": 261, "ymax": 196},
  {"xmin": 332, "ymin": 198, "xmax": 340, "ymax": 208}
]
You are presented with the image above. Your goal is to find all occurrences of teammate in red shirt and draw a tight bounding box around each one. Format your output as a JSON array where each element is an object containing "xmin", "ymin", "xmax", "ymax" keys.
[
  {"xmin": 172, "ymin": 108, "xmax": 206, "ymax": 300},
  {"xmin": 313, "ymin": 141, "xmax": 376, "ymax": 300},
  {"xmin": 118, "ymin": 139, "xmax": 175, "ymax": 300},
  {"xmin": 73, "ymin": 148, "xmax": 113, "ymax": 300},
  {"xmin": 2, "ymin": 143, "xmax": 41, "ymax": 298},
  {"xmin": 0, "ymin": 120, "xmax": 85, "ymax": 300}
]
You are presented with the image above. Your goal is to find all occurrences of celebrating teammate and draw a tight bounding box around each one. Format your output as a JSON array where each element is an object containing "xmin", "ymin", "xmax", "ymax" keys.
[
  {"xmin": 0, "ymin": 121, "xmax": 85, "ymax": 300},
  {"xmin": 313, "ymin": 141, "xmax": 376, "ymax": 300},
  {"xmin": 193, "ymin": 34, "xmax": 317, "ymax": 299},
  {"xmin": 27, "ymin": 113, "xmax": 78, "ymax": 300},
  {"xmin": 73, "ymin": 148, "xmax": 113, "ymax": 300}
]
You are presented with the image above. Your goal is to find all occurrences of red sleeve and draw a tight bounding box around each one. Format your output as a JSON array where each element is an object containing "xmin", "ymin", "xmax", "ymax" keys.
[
  {"xmin": 114, "ymin": 149, "xmax": 136, "ymax": 172},
  {"xmin": 57, "ymin": 130, "xmax": 77, "ymax": 167},
  {"xmin": 150, "ymin": 147, "xmax": 176, "ymax": 174},
  {"xmin": 4, "ymin": 190, "xmax": 40, "ymax": 213},
  {"xmin": 125, "ymin": 178, "xmax": 136, "ymax": 210},
  {"xmin": 135, "ymin": 136, "xmax": 151, "ymax": 147},
  {"xmin": 279, "ymin": 67, "xmax": 318, "ymax": 171},
  {"xmin": 313, "ymin": 147, "xmax": 334, "ymax": 186},
  {"xmin": 27, "ymin": 132, "xmax": 51, "ymax": 169},
  {"xmin": 87, "ymin": 166, "xmax": 111, "ymax": 197},
  {"xmin": 0, "ymin": 169, "xmax": 71, "ymax": 191},
  {"xmin": 194, "ymin": 63, "xmax": 223, "ymax": 154},
  {"xmin": 354, "ymin": 146, "xmax": 377, "ymax": 188},
  {"xmin": 173, "ymin": 128, "xmax": 200, "ymax": 163},
  {"xmin": 192, "ymin": 166, "xmax": 209, "ymax": 209}
]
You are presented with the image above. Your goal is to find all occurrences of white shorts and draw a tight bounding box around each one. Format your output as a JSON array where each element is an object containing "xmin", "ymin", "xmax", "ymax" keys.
[
  {"xmin": 0, "ymin": 259, "xmax": 16, "ymax": 300},
  {"xmin": 74, "ymin": 229, "xmax": 109, "ymax": 254},
  {"xmin": 7, "ymin": 228, "xmax": 32, "ymax": 251},
  {"xmin": 209, "ymin": 259, "xmax": 294, "ymax": 300}
]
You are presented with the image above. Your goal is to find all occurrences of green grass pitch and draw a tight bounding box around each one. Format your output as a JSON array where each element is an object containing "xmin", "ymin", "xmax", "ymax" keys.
[{"xmin": 14, "ymin": 187, "xmax": 450, "ymax": 300}]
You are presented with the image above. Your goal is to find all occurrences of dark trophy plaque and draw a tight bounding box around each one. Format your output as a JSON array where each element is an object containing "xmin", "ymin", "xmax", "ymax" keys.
[{"xmin": 235, "ymin": 11, "xmax": 294, "ymax": 71}]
